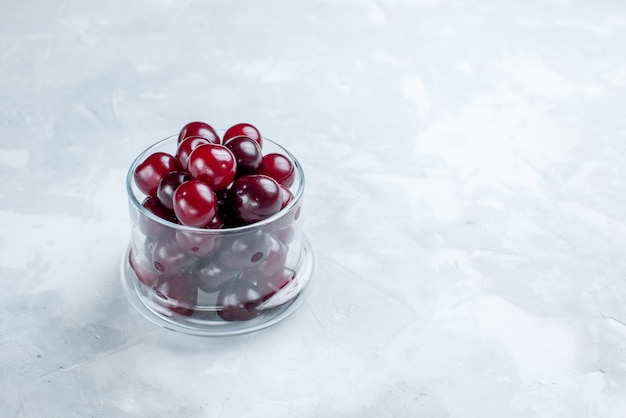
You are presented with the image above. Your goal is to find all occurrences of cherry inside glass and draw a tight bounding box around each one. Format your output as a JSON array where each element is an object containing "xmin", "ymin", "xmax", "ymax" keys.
[{"xmin": 121, "ymin": 134, "xmax": 314, "ymax": 336}]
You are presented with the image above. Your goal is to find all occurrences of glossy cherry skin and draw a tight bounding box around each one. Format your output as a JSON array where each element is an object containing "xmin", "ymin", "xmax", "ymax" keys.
[
  {"xmin": 187, "ymin": 144, "xmax": 237, "ymax": 191},
  {"xmin": 172, "ymin": 180, "xmax": 217, "ymax": 227},
  {"xmin": 224, "ymin": 136, "xmax": 262, "ymax": 176},
  {"xmin": 205, "ymin": 211, "xmax": 225, "ymax": 229},
  {"xmin": 157, "ymin": 171, "xmax": 190, "ymax": 211},
  {"xmin": 139, "ymin": 197, "xmax": 177, "ymax": 239},
  {"xmin": 129, "ymin": 249, "xmax": 161, "ymax": 287},
  {"xmin": 217, "ymin": 230, "xmax": 272, "ymax": 270},
  {"xmin": 176, "ymin": 136, "xmax": 211, "ymax": 171},
  {"xmin": 229, "ymin": 174, "xmax": 283, "ymax": 223},
  {"xmin": 279, "ymin": 185, "xmax": 294, "ymax": 209},
  {"xmin": 257, "ymin": 153, "xmax": 295, "ymax": 188},
  {"xmin": 217, "ymin": 280, "xmax": 263, "ymax": 321},
  {"xmin": 193, "ymin": 256, "xmax": 238, "ymax": 293},
  {"xmin": 142, "ymin": 197, "xmax": 177, "ymax": 222},
  {"xmin": 177, "ymin": 121, "xmax": 219, "ymax": 145},
  {"xmin": 131, "ymin": 235, "xmax": 161, "ymax": 272},
  {"xmin": 240, "ymin": 234, "xmax": 287, "ymax": 284},
  {"xmin": 134, "ymin": 152, "xmax": 181, "ymax": 197},
  {"xmin": 175, "ymin": 229, "xmax": 219, "ymax": 258},
  {"xmin": 151, "ymin": 237, "xmax": 199, "ymax": 274},
  {"xmin": 223, "ymin": 123, "xmax": 262, "ymax": 149},
  {"xmin": 151, "ymin": 273, "xmax": 198, "ymax": 317}
]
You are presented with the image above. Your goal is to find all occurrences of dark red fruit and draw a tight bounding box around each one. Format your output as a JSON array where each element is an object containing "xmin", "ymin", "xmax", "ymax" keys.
[
  {"xmin": 131, "ymin": 237, "xmax": 161, "ymax": 272},
  {"xmin": 187, "ymin": 144, "xmax": 237, "ymax": 191},
  {"xmin": 157, "ymin": 171, "xmax": 190, "ymax": 211},
  {"xmin": 240, "ymin": 234, "xmax": 287, "ymax": 284},
  {"xmin": 142, "ymin": 197, "xmax": 176, "ymax": 222},
  {"xmin": 151, "ymin": 237, "xmax": 199, "ymax": 274},
  {"xmin": 217, "ymin": 230, "xmax": 272, "ymax": 270},
  {"xmin": 176, "ymin": 136, "xmax": 211, "ymax": 171},
  {"xmin": 139, "ymin": 197, "xmax": 177, "ymax": 238},
  {"xmin": 194, "ymin": 257, "xmax": 238, "ymax": 293},
  {"xmin": 177, "ymin": 121, "xmax": 219, "ymax": 145},
  {"xmin": 151, "ymin": 273, "xmax": 198, "ymax": 316},
  {"xmin": 224, "ymin": 136, "xmax": 262, "ymax": 176},
  {"xmin": 229, "ymin": 175, "xmax": 283, "ymax": 223},
  {"xmin": 217, "ymin": 280, "xmax": 263, "ymax": 321},
  {"xmin": 172, "ymin": 180, "xmax": 217, "ymax": 227},
  {"xmin": 134, "ymin": 152, "xmax": 181, "ymax": 197},
  {"xmin": 279, "ymin": 185, "xmax": 294, "ymax": 209},
  {"xmin": 223, "ymin": 123, "xmax": 262, "ymax": 148},
  {"xmin": 205, "ymin": 212, "xmax": 225, "ymax": 229},
  {"xmin": 175, "ymin": 229, "xmax": 219, "ymax": 258},
  {"xmin": 129, "ymin": 249, "xmax": 161, "ymax": 287},
  {"xmin": 257, "ymin": 153, "xmax": 295, "ymax": 188}
]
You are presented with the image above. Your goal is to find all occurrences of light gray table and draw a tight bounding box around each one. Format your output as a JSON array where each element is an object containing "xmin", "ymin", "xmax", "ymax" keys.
[{"xmin": 2, "ymin": 1, "xmax": 626, "ymax": 416}]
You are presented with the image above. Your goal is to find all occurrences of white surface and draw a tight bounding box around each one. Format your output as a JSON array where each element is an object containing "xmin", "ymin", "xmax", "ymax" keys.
[{"xmin": 2, "ymin": 0, "xmax": 626, "ymax": 416}]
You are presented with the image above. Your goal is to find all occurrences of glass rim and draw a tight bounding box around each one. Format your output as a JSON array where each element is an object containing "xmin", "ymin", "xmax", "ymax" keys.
[{"xmin": 126, "ymin": 134, "xmax": 305, "ymax": 235}]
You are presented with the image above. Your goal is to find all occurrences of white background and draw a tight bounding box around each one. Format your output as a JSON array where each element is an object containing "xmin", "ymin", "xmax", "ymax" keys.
[{"xmin": 2, "ymin": 0, "xmax": 626, "ymax": 416}]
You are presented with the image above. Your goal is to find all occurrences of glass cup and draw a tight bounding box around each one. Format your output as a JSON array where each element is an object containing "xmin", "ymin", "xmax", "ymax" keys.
[{"xmin": 120, "ymin": 135, "xmax": 314, "ymax": 336}]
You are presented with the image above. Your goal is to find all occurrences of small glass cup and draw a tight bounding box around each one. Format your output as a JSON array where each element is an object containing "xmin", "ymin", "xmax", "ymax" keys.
[{"xmin": 120, "ymin": 135, "xmax": 314, "ymax": 336}]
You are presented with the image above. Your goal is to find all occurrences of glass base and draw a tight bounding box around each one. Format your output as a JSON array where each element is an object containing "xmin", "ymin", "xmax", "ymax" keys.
[{"xmin": 120, "ymin": 235, "xmax": 315, "ymax": 337}]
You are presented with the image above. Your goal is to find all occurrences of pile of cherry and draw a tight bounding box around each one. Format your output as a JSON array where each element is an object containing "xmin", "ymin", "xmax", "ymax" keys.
[{"xmin": 130, "ymin": 122, "xmax": 301, "ymax": 321}]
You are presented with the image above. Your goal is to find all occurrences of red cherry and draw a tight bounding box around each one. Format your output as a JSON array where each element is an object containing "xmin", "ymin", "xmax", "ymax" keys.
[
  {"xmin": 172, "ymin": 180, "xmax": 217, "ymax": 227},
  {"xmin": 223, "ymin": 123, "xmax": 262, "ymax": 149},
  {"xmin": 151, "ymin": 236, "xmax": 199, "ymax": 274},
  {"xmin": 228, "ymin": 174, "xmax": 283, "ymax": 224},
  {"xmin": 176, "ymin": 136, "xmax": 211, "ymax": 171},
  {"xmin": 177, "ymin": 121, "xmax": 219, "ymax": 145},
  {"xmin": 217, "ymin": 230, "xmax": 272, "ymax": 270},
  {"xmin": 279, "ymin": 184, "xmax": 294, "ymax": 209},
  {"xmin": 157, "ymin": 171, "xmax": 190, "ymax": 211},
  {"xmin": 187, "ymin": 144, "xmax": 237, "ymax": 191},
  {"xmin": 134, "ymin": 152, "xmax": 181, "ymax": 197},
  {"xmin": 224, "ymin": 136, "xmax": 262, "ymax": 176},
  {"xmin": 257, "ymin": 153, "xmax": 295, "ymax": 188},
  {"xmin": 151, "ymin": 273, "xmax": 198, "ymax": 317},
  {"xmin": 130, "ymin": 238, "xmax": 160, "ymax": 274},
  {"xmin": 193, "ymin": 256, "xmax": 238, "ymax": 293},
  {"xmin": 142, "ymin": 197, "xmax": 176, "ymax": 222},
  {"xmin": 240, "ymin": 234, "xmax": 287, "ymax": 284},
  {"xmin": 217, "ymin": 280, "xmax": 263, "ymax": 321},
  {"xmin": 175, "ymin": 229, "xmax": 219, "ymax": 258},
  {"xmin": 139, "ymin": 197, "xmax": 177, "ymax": 238},
  {"xmin": 129, "ymin": 249, "xmax": 161, "ymax": 287},
  {"xmin": 209, "ymin": 212, "xmax": 226, "ymax": 228}
]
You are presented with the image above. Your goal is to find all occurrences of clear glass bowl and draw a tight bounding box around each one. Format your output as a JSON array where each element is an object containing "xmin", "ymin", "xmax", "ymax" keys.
[{"xmin": 120, "ymin": 135, "xmax": 314, "ymax": 336}]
